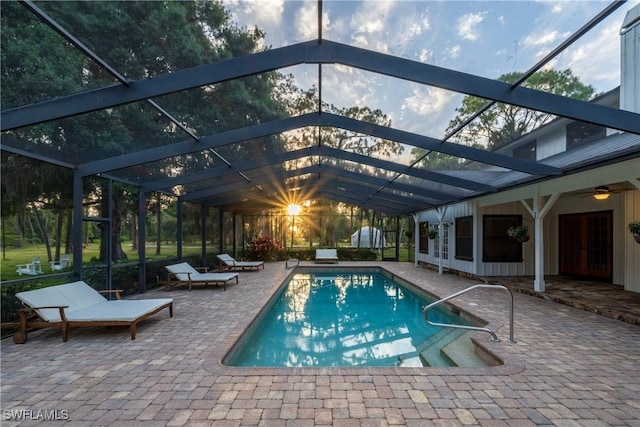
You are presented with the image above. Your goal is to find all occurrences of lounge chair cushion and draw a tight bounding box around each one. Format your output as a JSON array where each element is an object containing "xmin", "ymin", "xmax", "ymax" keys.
[
  {"xmin": 217, "ymin": 254, "xmax": 264, "ymax": 271},
  {"xmin": 66, "ymin": 300, "xmax": 172, "ymax": 322},
  {"xmin": 315, "ymin": 249, "xmax": 339, "ymax": 263},
  {"xmin": 16, "ymin": 281, "xmax": 173, "ymax": 324},
  {"xmin": 165, "ymin": 262, "xmax": 238, "ymax": 282}
]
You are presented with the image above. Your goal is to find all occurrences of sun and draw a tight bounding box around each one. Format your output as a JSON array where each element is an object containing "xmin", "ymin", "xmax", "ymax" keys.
[{"xmin": 287, "ymin": 203, "xmax": 302, "ymax": 216}]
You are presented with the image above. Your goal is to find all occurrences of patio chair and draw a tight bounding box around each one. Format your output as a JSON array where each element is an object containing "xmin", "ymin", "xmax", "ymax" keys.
[
  {"xmin": 315, "ymin": 249, "xmax": 339, "ymax": 264},
  {"xmin": 165, "ymin": 262, "xmax": 239, "ymax": 291},
  {"xmin": 3, "ymin": 281, "xmax": 173, "ymax": 343},
  {"xmin": 217, "ymin": 253, "xmax": 265, "ymax": 272},
  {"xmin": 50, "ymin": 254, "xmax": 72, "ymax": 271},
  {"xmin": 16, "ymin": 256, "xmax": 44, "ymax": 275}
]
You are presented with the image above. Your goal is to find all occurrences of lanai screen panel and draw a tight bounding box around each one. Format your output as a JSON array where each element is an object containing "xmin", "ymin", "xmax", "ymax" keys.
[
  {"xmin": 2, "ymin": 100, "xmax": 186, "ymax": 166},
  {"xmin": 2, "ymin": 0, "xmax": 638, "ymax": 216}
]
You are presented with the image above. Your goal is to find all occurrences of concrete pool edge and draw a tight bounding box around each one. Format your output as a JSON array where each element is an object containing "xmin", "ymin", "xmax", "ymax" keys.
[{"xmin": 203, "ymin": 265, "xmax": 526, "ymax": 376}]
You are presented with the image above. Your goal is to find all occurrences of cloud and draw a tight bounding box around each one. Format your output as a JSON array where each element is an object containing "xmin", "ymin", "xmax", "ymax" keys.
[
  {"xmin": 296, "ymin": 2, "xmax": 328, "ymax": 40},
  {"xmin": 522, "ymin": 30, "xmax": 570, "ymax": 47},
  {"xmin": 227, "ymin": 0, "xmax": 284, "ymax": 26},
  {"xmin": 457, "ymin": 12, "xmax": 487, "ymax": 42},
  {"xmin": 447, "ymin": 45, "xmax": 461, "ymax": 59},
  {"xmin": 348, "ymin": 1, "xmax": 397, "ymax": 48},
  {"xmin": 561, "ymin": 21, "xmax": 621, "ymax": 90},
  {"xmin": 418, "ymin": 48, "xmax": 432, "ymax": 63}
]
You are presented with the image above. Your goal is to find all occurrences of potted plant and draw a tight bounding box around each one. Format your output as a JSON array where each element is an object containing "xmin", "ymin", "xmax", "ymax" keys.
[
  {"xmin": 507, "ymin": 224, "xmax": 529, "ymax": 242},
  {"xmin": 628, "ymin": 221, "xmax": 640, "ymax": 244},
  {"xmin": 426, "ymin": 228, "xmax": 438, "ymax": 239}
]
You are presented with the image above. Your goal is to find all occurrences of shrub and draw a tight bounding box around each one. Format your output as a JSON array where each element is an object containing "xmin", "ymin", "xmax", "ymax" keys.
[{"xmin": 246, "ymin": 236, "xmax": 285, "ymax": 261}]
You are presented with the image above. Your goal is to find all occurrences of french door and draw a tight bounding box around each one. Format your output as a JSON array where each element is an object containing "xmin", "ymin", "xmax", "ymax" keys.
[{"xmin": 559, "ymin": 211, "xmax": 612, "ymax": 281}]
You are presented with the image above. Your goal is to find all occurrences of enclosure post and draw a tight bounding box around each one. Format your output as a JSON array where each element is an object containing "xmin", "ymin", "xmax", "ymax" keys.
[
  {"xmin": 176, "ymin": 199, "xmax": 183, "ymax": 260},
  {"xmin": 395, "ymin": 216, "xmax": 400, "ymax": 261},
  {"xmin": 232, "ymin": 213, "xmax": 237, "ymax": 256},
  {"xmin": 138, "ymin": 190, "xmax": 146, "ymax": 293},
  {"xmin": 412, "ymin": 213, "xmax": 420, "ymax": 267},
  {"xmin": 72, "ymin": 172, "xmax": 83, "ymax": 281},
  {"xmin": 218, "ymin": 209, "xmax": 224, "ymax": 254},
  {"xmin": 201, "ymin": 203, "xmax": 207, "ymax": 267}
]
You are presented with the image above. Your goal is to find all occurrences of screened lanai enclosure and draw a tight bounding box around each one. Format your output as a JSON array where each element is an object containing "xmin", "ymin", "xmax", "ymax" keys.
[{"xmin": 2, "ymin": 1, "xmax": 639, "ymax": 303}]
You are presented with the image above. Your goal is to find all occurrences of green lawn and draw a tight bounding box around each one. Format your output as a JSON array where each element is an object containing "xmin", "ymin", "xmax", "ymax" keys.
[{"xmin": 0, "ymin": 242, "xmax": 204, "ymax": 282}]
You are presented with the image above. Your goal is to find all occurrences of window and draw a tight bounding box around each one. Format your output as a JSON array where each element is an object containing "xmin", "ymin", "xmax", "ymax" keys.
[
  {"xmin": 419, "ymin": 222, "xmax": 429, "ymax": 254},
  {"xmin": 566, "ymin": 121, "xmax": 606, "ymax": 149},
  {"xmin": 513, "ymin": 140, "xmax": 536, "ymax": 160},
  {"xmin": 482, "ymin": 215, "xmax": 522, "ymax": 262},
  {"xmin": 455, "ymin": 216, "xmax": 473, "ymax": 261}
]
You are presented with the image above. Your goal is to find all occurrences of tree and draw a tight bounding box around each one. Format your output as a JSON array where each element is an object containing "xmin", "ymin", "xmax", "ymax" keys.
[
  {"xmin": 2, "ymin": 1, "xmax": 288, "ymax": 262},
  {"xmin": 412, "ymin": 69, "xmax": 596, "ymax": 167}
]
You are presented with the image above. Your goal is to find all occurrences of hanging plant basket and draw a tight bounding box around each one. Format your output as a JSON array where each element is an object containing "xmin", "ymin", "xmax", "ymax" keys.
[
  {"xmin": 507, "ymin": 225, "xmax": 529, "ymax": 243},
  {"xmin": 628, "ymin": 221, "xmax": 640, "ymax": 244},
  {"xmin": 427, "ymin": 229, "xmax": 438, "ymax": 240}
]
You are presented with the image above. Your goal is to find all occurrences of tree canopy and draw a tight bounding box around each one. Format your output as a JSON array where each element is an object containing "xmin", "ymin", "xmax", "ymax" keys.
[{"xmin": 411, "ymin": 68, "xmax": 596, "ymax": 169}]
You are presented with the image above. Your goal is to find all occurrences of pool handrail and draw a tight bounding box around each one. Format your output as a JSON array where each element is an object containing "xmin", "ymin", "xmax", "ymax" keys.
[{"xmin": 422, "ymin": 284, "xmax": 516, "ymax": 344}]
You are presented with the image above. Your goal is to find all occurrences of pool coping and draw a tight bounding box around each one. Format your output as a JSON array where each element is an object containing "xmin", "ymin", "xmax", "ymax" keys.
[{"xmin": 203, "ymin": 265, "xmax": 526, "ymax": 377}]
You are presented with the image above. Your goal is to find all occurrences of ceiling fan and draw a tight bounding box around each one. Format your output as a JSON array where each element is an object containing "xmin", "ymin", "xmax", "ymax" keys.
[{"xmin": 581, "ymin": 185, "xmax": 632, "ymax": 200}]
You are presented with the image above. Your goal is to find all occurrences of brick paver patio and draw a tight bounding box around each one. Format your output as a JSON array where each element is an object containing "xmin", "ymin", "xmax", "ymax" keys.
[{"xmin": 1, "ymin": 261, "xmax": 639, "ymax": 426}]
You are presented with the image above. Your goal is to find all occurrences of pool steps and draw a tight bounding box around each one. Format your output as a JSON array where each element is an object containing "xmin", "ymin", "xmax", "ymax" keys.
[{"xmin": 397, "ymin": 328, "xmax": 491, "ymax": 368}]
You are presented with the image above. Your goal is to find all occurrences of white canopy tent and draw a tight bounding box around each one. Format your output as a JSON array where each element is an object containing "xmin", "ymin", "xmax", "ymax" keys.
[{"xmin": 350, "ymin": 227, "xmax": 386, "ymax": 248}]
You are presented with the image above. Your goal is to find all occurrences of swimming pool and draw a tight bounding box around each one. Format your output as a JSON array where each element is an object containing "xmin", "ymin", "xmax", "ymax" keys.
[{"xmin": 225, "ymin": 268, "xmax": 481, "ymax": 367}]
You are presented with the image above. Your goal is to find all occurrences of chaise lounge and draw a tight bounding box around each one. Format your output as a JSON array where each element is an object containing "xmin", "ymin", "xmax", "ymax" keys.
[
  {"xmin": 315, "ymin": 249, "xmax": 339, "ymax": 264},
  {"xmin": 217, "ymin": 253, "xmax": 264, "ymax": 272},
  {"xmin": 165, "ymin": 262, "xmax": 239, "ymax": 291},
  {"xmin": 6, "ymin": 281, "xmax": 173, "ymax": 343}
]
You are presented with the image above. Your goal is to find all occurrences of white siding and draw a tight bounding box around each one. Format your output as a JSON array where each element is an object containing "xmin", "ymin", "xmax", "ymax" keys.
[
  {"xmin": 414, "ymin": 186, "xmax": 640, "ymax": 292},
  {"xmin": 623, "ymin": 190, "xmax": 640, "ymax": 292},
  {"xmin": 536, "ymin": 127, "xmax": 565, "ymax": 160},
  {"xmin": 415, "ymin": 203, "xmax": 476, "ymax": 275}
]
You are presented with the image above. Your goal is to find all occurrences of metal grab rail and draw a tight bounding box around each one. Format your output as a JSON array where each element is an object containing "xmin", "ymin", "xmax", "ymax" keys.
[
  {"xmin": 423, "ymin": 284, "xmax": 516, "ymax": 344},
  {"xmin": 285, "ymin": 258, "xmax": 300, "ymax": 269}
]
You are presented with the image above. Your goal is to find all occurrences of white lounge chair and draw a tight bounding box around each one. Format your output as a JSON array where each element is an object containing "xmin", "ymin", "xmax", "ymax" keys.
[
  {"xmin": 165, "ymin": 262, "xmax": 239, "ymax": 291},
  {"xmin": 315, "ymin": 249, "xmax": 339, "ymax": 264},
  {"xmin": 50, "ymin": 254, "xmax": 72, "ymax": 271},
  {"xmin": 16, "ymin": 256, "xmax": 43, "ymax": 275},
  {"xmin": 217, "ymin": 253, "xmax": 264, "ymax": 272},
  {"xmin": 7, "ymin": 281, "xmax": 173, "ymax": 343}
]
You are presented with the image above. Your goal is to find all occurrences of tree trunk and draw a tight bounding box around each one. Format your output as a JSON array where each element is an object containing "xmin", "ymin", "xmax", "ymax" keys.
[
  {"xmin": 131, "ymin": 214, "xmax": 138, "ymax": 251},
  {"xmin": 54, "ymin": 209, "xmax": 63, "ymax": 261},
  {"xmin": 64, "ymin": 211, "xmax": 72, "ymax": 253},
  {"xmin": 31, "ymin": 204, "xmax": 52, "ymax": 262},
  {"xmin": 99, "ymin": 190, "xmax": 128, "ymax": 262}
]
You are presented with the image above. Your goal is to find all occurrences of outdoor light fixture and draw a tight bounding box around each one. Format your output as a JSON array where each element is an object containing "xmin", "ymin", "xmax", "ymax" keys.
[{"xmin": 593, "ymin": 185, "xmax": 611, "ymax": 200}]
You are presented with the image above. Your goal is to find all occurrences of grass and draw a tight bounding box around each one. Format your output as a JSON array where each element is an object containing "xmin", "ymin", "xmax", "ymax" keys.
[
  {"xmin": 2, "ymin": 243, "xmax": 414, "ymax": 281},
  {"xmin": 0, "ymin": 242, "xmax": 203, "ymax": 282}
]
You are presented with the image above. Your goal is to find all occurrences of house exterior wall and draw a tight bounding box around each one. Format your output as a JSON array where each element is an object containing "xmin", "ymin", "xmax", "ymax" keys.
[
  {"xmin": 414, "ymin": 185, "xmax": 640, "ymax": 292},
  {"xmin": 623, "ymin": 189, "xmax": 640, "ymax": 292},
  {"xmin": 621, "ymin": 4, "xmax": 640, "ymax": 114},
  {"xmin": 535, "ymin": 126, "xmax": 566, "ymax": 160},
  {"xmin": 415, "ymin": 203, "xmax": 476, "ymax": 274}
]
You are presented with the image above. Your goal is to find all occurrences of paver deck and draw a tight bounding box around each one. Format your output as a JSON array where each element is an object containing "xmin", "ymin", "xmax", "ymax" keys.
[{"xmin": 1, "ymin": 261, "xmax": 639, "ymax": 426}]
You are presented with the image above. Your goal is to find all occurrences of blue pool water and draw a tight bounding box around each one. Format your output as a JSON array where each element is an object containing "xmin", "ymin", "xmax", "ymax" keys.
[{"xmin": 225, "ymin": 270, "xmax": 471, "ymax": 367}]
